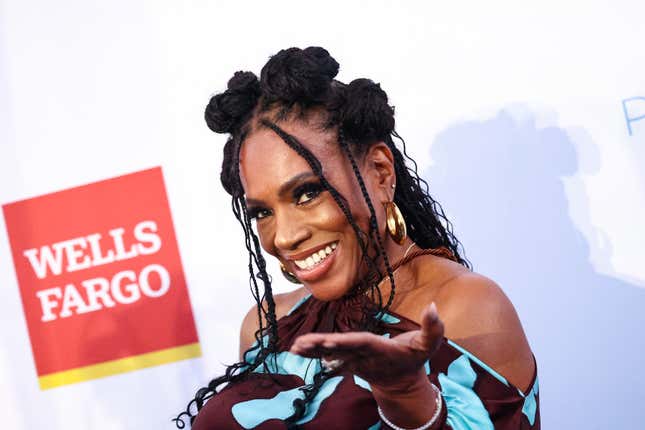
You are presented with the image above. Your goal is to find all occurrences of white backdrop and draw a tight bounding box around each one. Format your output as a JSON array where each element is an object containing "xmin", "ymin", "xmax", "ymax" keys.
[{"xmin": 1, "ymin": 1, "xmax": 644, "ymax": 428}]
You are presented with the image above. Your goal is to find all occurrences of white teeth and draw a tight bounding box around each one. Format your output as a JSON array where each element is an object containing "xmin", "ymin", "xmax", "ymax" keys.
[{"xmin": 293, "ymin": 242, "xmax": 338, "ymax": 271}]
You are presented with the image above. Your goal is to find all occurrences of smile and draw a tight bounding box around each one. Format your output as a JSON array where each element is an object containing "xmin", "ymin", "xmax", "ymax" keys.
[
  {"xmin": 288, "ymin": 241, "xmax": 339, "ymax": 283},
  {"xmin": 293, "ymin": 242, "xmax": 337, "ymax": 270}
]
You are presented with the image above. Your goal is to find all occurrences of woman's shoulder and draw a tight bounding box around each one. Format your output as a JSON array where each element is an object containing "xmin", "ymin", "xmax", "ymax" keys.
[
  {"xmin": 238, "ymin": 287, "xmax": 309, "ymax": 359},
  {"xmin": 397, "ymin": 257, "xmax": 536, "ymax": 393}
]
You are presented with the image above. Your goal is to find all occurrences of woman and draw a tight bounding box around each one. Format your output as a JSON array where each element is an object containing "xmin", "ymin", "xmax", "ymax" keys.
[{"xmin": 175, "ymin": 47, "xmax": 539, "ymax": 429}]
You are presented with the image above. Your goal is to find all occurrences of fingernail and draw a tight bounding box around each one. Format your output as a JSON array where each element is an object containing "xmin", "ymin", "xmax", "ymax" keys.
[{"xmin": 429, "ymin": 302, "xmax": 438, "ymax": 318}]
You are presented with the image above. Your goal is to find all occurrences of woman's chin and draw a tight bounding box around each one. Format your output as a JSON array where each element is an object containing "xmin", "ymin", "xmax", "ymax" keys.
[{"xmin": 304, "ymin": 281, "xmax": 353, "ymax": 302}]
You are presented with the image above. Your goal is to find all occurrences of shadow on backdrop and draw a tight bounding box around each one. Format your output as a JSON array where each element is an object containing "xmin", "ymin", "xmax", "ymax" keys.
[{"xmin": 425, "ymin": 108, "xmax": 645, "ymax": 428}]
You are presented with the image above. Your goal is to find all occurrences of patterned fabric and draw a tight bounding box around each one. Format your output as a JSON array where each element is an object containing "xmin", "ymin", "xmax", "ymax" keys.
[{"xmin": 193, "ymin": 294, "xmax": 540, "ymax": 429}]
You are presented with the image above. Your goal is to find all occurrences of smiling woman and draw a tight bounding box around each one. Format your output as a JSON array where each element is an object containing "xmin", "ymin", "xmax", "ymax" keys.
[
  {"xmin": 240, "ymin": 119, "xmax": 384, "ymax": 300},
  {"xmin": 174, "ymin": 47, "xmax": 539, "ymax": 430}
]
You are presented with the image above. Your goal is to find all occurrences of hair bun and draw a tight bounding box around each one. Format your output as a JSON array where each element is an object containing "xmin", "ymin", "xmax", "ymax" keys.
[
  {"xmin": 340, "ymin": 78, "xmax": 395, "ymax": 142},
  {"xmin": 302, "ymin": 47, "xmax": 339, "ymax": 80},
  {"xmin": 205, "ymin": 71, "xmax": 261, "ymax": 134},
  {"xmin": 260, "ymin": 47, "xmax": 339, "ymax": 105}
]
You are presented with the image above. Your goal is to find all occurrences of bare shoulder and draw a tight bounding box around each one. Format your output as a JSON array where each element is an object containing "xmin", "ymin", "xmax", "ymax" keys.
[
  {"xmin": 435, "ymin": 271, "xmax": 536, "ymax": 392},
  {"xmin": 239, "ymin": 287, "xmax": 309, "ymax": 360}
]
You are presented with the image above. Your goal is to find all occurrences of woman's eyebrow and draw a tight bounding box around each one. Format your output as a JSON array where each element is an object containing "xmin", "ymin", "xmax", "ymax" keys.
[
  {"xmin": 245, "ymin": 171, "xmax": 316, "ymax": 207},
  {"xmin": 277, "ymin": 172, "xmax": 316, "ymax": 197}
]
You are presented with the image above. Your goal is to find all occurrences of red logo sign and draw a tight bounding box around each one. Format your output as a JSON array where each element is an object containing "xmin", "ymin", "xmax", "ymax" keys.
[{"xmin": 2, "ymin": 167, "xmax": 200, "ymax": 389}]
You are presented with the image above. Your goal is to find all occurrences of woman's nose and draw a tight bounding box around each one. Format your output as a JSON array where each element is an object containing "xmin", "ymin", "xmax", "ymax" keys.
[{"xmin": 273, "ymin": 212, "xmax": 311, "ymax": 252}]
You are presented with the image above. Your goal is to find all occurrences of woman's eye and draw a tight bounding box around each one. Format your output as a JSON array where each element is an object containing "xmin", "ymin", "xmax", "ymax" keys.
[
  {"xmin": 294, "ymin": 184, "xmax": 323, "ymax": 205},
  {"xmin": 250, "ymin": 208, "xmax": 272, "ymax": 220},
  {"xmin": 296, "ymin": 190, "xmax": 320, "ymax": 205}
]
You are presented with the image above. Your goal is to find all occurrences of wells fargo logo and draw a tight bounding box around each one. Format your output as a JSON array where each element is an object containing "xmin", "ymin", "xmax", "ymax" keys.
[{"xmin": 2, "ymin": 167, "xmax": 200, "ymax": 389}]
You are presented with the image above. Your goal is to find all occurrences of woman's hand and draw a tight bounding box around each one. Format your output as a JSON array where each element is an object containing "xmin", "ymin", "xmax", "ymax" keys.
[{"xmin": 289, "ymin": 302, "xmax": 444, "ymax": 391}]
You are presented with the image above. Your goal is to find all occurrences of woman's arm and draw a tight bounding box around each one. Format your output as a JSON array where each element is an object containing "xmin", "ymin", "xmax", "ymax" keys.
[
  {"xmin": 370, "ymin": 303, "xmax": 445, "ymax": 428},
  {"xmin": 372, "ymin": 372, "xmax": 441, "ymax": 429}
]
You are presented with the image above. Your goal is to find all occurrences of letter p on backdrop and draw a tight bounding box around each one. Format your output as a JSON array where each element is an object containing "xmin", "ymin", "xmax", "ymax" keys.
[{"xmin": 2, "ymin": 167, "xmax": 200, "ymax": 389}]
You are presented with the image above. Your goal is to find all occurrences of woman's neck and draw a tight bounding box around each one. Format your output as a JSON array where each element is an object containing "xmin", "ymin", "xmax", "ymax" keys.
[{"xmin": 372, "ymin": 238, "xmax": 422, "ymax": 302}]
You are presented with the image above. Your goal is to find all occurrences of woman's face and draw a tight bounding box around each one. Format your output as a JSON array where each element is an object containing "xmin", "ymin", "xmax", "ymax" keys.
[{"xmin": 239, "ymin": 118, "xmax": 396, "ymax": 301}]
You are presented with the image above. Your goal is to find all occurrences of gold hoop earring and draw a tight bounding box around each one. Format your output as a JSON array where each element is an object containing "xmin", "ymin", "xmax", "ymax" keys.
[
  {"xmin": 384, "ymin": 201, "xmax": 407, "ymax": 245},
  {"xmin": 280, "ymin": 262, "xmax": 302, "ymax": 284}
]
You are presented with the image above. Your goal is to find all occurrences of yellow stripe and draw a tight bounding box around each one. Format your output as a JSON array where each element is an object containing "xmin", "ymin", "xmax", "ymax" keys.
[{"xmin": 38, "ymin": 342, "xmax": 201, "ymax": 390}]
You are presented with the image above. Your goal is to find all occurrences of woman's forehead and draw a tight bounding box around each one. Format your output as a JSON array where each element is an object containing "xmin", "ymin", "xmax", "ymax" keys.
[
  {"xmin": 240, "ymin": 121, "xmax": 341, "ymax": 168},
  {"xmin": 238, "ymin": 121, "xmax": 342, "ymax": 195}
]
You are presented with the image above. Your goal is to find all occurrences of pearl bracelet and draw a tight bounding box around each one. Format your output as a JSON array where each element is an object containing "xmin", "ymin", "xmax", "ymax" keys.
[{"xmin": 377, "ymin": 382, "xmax": 443, "ymax": 430}]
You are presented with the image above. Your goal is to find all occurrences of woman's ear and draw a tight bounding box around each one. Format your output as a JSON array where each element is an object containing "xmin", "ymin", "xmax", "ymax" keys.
[{"xmin": 363, "ymin": 142, "xmax": 396, "ymax": 201}]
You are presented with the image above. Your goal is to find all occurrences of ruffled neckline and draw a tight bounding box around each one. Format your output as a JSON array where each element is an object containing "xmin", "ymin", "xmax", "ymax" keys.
[{"xmin": 274, "ymin": 293, "xmax": 411, "ymax": 351}]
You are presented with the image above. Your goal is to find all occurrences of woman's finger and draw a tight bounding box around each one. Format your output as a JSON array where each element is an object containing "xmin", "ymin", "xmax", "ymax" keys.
[
  {"xmin": 290, "ymin": 332, "xmax": 386, "ymax": 356},
  {"xmin": 293, "ymin": 342, "xmax": 366, "ymax": 364},
  {"xmin": 293, "ymin": 332, "xmax": 383, "ymax": 349},
  {"xmin": 418, "ymin": 302, "xmax": 444, "ymax": 353}
]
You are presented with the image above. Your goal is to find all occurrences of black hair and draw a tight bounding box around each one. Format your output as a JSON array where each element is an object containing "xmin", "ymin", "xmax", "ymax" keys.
[{"xmin": 173, "ymin": 46, "xmax": 469, "ymax": 428}]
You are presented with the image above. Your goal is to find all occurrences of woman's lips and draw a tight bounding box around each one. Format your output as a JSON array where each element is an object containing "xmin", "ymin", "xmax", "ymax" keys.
[{"xmin": 290, "ymin": 242, "xmax": 339, "ymax": 283}]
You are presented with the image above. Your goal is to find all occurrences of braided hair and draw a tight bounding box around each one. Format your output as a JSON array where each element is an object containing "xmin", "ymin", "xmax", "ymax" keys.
[{"xmin": 173, "ymin": 47, "xmax": 469, "ymax": 428}]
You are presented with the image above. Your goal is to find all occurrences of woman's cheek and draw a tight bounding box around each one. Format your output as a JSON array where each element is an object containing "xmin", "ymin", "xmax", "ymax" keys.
[{"xmin": 255, "ymin": 223, "xmax": 276, "ymax": 255}]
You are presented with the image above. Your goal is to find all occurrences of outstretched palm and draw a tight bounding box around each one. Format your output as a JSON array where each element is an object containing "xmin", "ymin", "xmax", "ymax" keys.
[{"xmin": 289, "ymin": 302, "xmax": 444, "ymax": 390}]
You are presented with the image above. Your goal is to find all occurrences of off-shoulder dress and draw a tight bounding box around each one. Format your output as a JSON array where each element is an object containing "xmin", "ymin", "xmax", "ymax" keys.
[{"xmin": 193, "ymin": 293, "xmax": 540, "ymax": 429}]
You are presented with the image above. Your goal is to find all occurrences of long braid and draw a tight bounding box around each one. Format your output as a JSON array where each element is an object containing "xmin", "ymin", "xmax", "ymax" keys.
[
  {"xmin": 337, "ymin": 129, "xmax": 396, "ymax": 315},
  {"xmin": 230, "ymin": 132, "xmax": 272, "ymax": 353},
  {"xmin": 388, "ymin": 132, "xmax": 470, "ymax": 267},
  {"xmin": 232, "ymin": 132, "xmax": 281, "ymax": 373}
]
